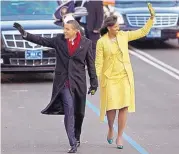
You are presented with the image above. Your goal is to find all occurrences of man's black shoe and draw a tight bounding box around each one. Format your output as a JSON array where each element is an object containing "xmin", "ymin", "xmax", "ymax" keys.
[
  {"xmin": 68, "ymin": 145, "xmax": 77, "ymax": 153},
  {"xmin": 76, "ymin": 140, "xmax": 80, "ymax": 147}
]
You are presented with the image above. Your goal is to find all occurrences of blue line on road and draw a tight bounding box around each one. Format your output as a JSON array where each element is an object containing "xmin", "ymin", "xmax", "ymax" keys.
[{"xmin": 86, "ymin": 100, "xmax": 149, "ymax": 154}]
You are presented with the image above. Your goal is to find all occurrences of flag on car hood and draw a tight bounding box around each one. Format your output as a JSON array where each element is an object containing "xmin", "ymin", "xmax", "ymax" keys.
[{"xmin": 53, "ymin": 1, "xmax": 75, "ymax": 22}]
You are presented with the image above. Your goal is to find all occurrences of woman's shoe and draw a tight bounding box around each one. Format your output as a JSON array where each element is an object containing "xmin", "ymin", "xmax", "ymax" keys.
[
  {"xmin": 107, "ymin": 129, "xmax": 114, "ymax": 144},
  {"xmin": 116, "ymin": 139, "xmax": 123, "ymax": 149},
  {"xmin": 117, "ymin": 145, "xmax": 123, "ymax": 149},
  {"xmin": 107, "ymin": 138, "xmax": 113, "ymax": 144}
]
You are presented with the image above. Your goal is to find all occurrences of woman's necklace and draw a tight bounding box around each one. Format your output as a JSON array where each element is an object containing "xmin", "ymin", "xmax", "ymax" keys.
[
  {"xmin": 108, "ymin": 34, "xmax": 117, "ymax": 43},
  {"xmin": 110, "ymin": 37, "xmax": 117, "ymax": 43},
  {"xmin": 108, "ymin": 33, "xmax": 117, "ymax": 42}
]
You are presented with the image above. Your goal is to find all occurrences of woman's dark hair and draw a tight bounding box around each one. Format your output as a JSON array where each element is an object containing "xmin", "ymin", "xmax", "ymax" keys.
[{"xmin": 100, "ymin": 15, "xmax": 118, "ymax": 36}]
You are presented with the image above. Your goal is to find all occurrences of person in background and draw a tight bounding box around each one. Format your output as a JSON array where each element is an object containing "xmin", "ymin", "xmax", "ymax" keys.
[
  {"xmin": 85, "ymin": 0, "xmax": 104, "ymax": 59},
  {"xmin": 95, "ymin": 3, "xmax": 155, "ymax": 149},
  {"xmin": 103, "ymin": 0, "xmax": 115, "ymax": 6},
  {"xmin": 13, "ymin": 14, "xmax": 98, "ymax": 153},
  {"xmin": 54, "ymin": 0, "xmax": 86, "ymax": 36}
]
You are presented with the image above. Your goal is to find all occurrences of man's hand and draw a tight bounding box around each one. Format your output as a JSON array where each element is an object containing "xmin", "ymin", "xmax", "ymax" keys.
[
  {"xmin": 88, "ymin": 87, "xmax": 97, "ymax": 95},
  {"xmin": 147, "ymin": 3, "xmax": 155, "ymax": 19},
  {"xmin": 13, "ymin": 22, "xmax": 26, "ymax": 36}
]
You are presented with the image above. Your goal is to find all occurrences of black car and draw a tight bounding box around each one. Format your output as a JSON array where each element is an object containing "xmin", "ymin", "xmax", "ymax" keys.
[
  {"xmin": 1, "ymin": 1, "xmax": 63, "ymax": 73},
  {"xmin": 1, "ymin": 0, "xmax": 87, "ymax": 73},
  {"xmin": 113, "ymin": 0, "xmax": 179, "ymax": 42}
]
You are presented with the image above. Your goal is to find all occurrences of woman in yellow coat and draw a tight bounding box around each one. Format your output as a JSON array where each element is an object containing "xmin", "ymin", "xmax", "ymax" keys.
[{"xmin": 95, "ymin": 3, "xmax": 155, "ymax": 149}]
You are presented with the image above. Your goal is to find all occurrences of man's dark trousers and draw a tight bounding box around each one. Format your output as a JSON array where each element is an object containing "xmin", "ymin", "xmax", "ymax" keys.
[
  {"xmin": 60, "ymin": 86, "xmax": 84, "ymax": 146},
  {"xmin": 60, "ymin": 86, "xmax": 76, "ymax": 146}
]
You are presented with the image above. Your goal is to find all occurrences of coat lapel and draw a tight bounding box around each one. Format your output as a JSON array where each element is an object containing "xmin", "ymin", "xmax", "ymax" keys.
[
  {"xmin": 60, "ymin": 35, "xmax": 70, "ymax": 58},
  {"xmin": 103, "ymin": 34, "xmax": 111, "ymax": 55},
  {"xmin": 58, "ymin": 35, "xmax": 85, "ymax": 58},
  {"xmin": 116, "ymin": 31, "xmax": 124, "ymax": 54},
  {"xmin": 71, "ymin": 37, "xmax": 85, "ymax": 57},
  {"xmin": 103, "ymin": 32, "xmax": 125, "ymax": 60}
]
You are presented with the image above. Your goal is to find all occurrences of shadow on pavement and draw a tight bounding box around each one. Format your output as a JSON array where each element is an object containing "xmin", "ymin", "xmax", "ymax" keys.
[
  {"xmin": 1, "ymin": 72, "xmax": 54, "ymax": 84},
  {"xmin": 129, "ymin": 40, "xmax": 179, "ymax": 50}
]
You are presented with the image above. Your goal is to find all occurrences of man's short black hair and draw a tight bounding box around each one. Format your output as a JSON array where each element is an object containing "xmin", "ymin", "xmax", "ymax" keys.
[{"xmin": 66, "ymin": 20, "xmax": 81, "ymax": 31}]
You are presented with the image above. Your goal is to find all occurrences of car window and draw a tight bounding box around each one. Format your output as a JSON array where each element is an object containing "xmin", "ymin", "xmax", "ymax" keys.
[
  {"xmin": 1, "ymin": 1, "xmax": 58, "ymax": 20},
  {"xmin": 115, "ymin": 0, "xmax": 178, "ymax": 8}
]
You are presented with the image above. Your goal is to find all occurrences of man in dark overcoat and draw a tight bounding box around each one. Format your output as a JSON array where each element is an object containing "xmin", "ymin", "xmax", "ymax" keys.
[{"xmin": 13, "ymin": 14, "xmax": 98, "ymax": 153}]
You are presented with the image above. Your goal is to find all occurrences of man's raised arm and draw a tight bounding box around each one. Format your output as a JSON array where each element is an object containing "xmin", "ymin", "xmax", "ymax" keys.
[{"xmin": 13, "ymin": 22, "xmax": 56, "ymax": 48}]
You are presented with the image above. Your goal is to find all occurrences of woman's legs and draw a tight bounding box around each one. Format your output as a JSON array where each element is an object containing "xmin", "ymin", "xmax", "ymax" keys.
[
  {"xmin": 116, "ymin": 107, "xmax": 128, "ymax": 145},
  {"xmin": 106, "ymin": 110, "xmax": 116, "ymax": 139}
]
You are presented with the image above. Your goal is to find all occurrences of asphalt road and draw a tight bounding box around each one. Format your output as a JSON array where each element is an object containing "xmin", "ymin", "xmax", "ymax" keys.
[{"xmin": 1, "ymin": 39, "xmax": 179, "ymax": 154}]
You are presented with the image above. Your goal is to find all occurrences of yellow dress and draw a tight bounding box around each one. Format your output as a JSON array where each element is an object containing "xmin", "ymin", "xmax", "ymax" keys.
[
  {"xmin": 106, "ymin": 38, "xmax": 131, "ymax": 111},
  {"xmin": 95, "ymin": 18, "xmax": 154, "ymax": 121}
]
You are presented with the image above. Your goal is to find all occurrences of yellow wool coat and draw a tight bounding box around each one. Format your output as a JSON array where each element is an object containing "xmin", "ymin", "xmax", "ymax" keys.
[{"xmin": 95, "ymin": 18, "xmax": 154, "ymax": 121}]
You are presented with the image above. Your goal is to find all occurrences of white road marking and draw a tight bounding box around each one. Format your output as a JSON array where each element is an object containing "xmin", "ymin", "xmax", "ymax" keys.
[
  {"xmin": 129, "ymin": 50, "xmax": 179, "ymax": 81},
  {"xmin": 11, "ymin": 90, "xmax": 28, "ymax": 92},
  {"xmin": 130, "ymin": 46, "xmax": 179, "ymax": 75},
  {"xmin": 18, "ymin": 107, "xmax": 25, "ymax": 109}
]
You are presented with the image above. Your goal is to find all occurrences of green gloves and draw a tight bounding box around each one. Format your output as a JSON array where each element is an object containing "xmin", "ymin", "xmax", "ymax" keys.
[
  {"xmin": 148, "ymin": 3, "xmax": 155, "ymax": 18},
  {"xmin": 88, "ymin": 87, "xmax": 97, "ymax": 95}
]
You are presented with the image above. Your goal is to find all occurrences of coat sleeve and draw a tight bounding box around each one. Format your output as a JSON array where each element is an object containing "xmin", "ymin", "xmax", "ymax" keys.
[
  {"xmin": 23, "ymin": 32, "xmax": 56, "ymax": 48},
  {"xmin": 95, "ymin": 39, "xmax": 103, "ymax": 78},
  {"xmin": 127, "ymin": 18, "xmax": 154, "ymax": 42},
  {"xmin": 86, "ymin": 41, "xmax": 98, "ymax": 88}
]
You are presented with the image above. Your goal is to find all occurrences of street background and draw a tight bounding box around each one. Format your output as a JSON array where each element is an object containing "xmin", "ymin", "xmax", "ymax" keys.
[{"xmin": 1, "ymin": 39, "xmax": 179, "ymax": 154}]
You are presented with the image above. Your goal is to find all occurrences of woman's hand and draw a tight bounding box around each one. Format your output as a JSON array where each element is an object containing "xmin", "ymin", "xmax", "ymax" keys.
[{"xmin": 148, "ymin": 3, "xmax": 155, "ymax": 20}]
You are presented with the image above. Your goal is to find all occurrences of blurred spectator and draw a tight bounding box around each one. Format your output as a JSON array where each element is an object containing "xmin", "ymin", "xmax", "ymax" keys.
[
  {"xmin": 85, "ymin": 0, "xmax": 104, "ymax": 59},
  {"xmin": 103, "ymin": 0, "xmax": 115, "ymax": 6}
]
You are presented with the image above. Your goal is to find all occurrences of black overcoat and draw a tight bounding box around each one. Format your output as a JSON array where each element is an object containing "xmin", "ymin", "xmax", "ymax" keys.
[
  {"xmin": 24, "ymin": 32, "xmax": 98, "ymax": 116},
  {"xmin": 85, "ymin": 0, "xmax": 104, "ymax": 31}
]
